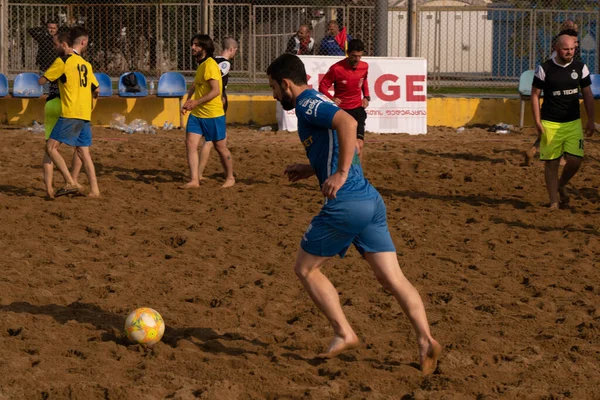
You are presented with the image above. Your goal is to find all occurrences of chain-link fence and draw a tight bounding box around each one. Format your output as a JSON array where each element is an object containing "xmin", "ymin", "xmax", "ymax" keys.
[{"xmin": 0, "ymin": 0, "xmax": 598, "ymax": 87}]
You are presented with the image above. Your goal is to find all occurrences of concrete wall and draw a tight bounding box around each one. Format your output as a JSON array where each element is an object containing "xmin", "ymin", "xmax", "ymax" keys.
[
  {"xmin": 0, "ymin": 95, "xmax": 277, "ymax": 128},
  {"xmin": 0, "ymin": 95, "xmax": 597, "ymax": 130}
]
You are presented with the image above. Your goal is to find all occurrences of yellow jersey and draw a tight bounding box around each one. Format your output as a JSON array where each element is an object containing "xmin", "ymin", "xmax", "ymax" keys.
[
  {"xmin": 191, "ymin": 57, "xmax": 224, "ymax": 118},
  {"xmin": 44, "ymin": 53, "xmax": 99, "ymax": 121}
]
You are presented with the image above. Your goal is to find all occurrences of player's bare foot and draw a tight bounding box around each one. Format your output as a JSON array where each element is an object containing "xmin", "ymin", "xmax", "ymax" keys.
[
  {"xmin": 198, "ymin": 176, "xmax": 207, "ymax": 181},
  {"xmin": 558, "ymin": 186, "xmax": 570, "ymax": 205},
  {"xmin": 88, "ymin": 191, "xmax": 101, "ymax": 198},
  {"xmin": 549, "ymin": 202, "xmax": 560, "ymax": 211},
  {"xmin": 316, "ymin": 334, "xmax": 359, "ymax": 359},
  {"xmin": 524, "ymin": 147, "xmax": 536, "ymax": 166},
  {"xmin": 180, "ymin": 181, "xmax": 200, "ymax": 189},
  {"xmin": 420, "ymin": 339, "xmax": 442, "ymax": 376},
  {"xmin": 46, "ymin": 189, "xmax": 55, "ymax": 199},
  {"xmin": 221, "ymin": 178, "xmax": 235, "ymax": 188}
]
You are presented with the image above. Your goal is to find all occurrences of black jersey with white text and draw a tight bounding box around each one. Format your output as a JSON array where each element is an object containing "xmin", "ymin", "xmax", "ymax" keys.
[
  {"xmin": 213, "ymin": 56, "xmax": 232, "ymax": 93},
  {"xmin": 532, "ymin": 57, "xmax": 591, "ymax": 122}
]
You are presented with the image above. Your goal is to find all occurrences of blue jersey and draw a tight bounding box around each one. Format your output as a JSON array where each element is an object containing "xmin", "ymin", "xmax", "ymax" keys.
[{"xmin": 295, "ymin": 89, "xmax": 377, "ymax": 201}]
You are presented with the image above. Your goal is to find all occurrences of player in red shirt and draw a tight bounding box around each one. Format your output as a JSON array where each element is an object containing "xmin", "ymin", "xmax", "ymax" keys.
[{"xmin": 319, "ymin": 39, "xmax": 370, "ymax": 161}]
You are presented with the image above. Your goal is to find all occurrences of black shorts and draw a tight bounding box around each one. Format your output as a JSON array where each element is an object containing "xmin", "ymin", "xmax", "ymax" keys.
[{"xmin": 344, "ymin": 107, "xmax": 367, "ymax": 140}]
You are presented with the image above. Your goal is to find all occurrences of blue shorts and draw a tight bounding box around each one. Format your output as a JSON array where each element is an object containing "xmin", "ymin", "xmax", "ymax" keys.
[
  {"xmin": 186, "ymin": 115, "xmax": 226, "ymax": 142},
  {"xmin": 49, "ymin": 117, "xmax": 92, "ymax": 147},
  {"xmin": 301, "ymin": 193, "xmax": 396, "ymax": 258}
]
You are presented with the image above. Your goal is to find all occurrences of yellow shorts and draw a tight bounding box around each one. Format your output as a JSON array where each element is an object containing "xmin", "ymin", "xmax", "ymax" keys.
[{"xmin": 540, "ymin": 119, "xmax": 584, "ymax": 160}]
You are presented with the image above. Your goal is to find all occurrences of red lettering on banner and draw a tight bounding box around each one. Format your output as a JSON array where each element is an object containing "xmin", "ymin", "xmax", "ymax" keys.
[
  {"xmin": 406, "ymin": 75, "xmax": 426, "ymax": 101},
  {"xmin": 374, "ymin": 74, "xmax": 401, "ymax": 101}
]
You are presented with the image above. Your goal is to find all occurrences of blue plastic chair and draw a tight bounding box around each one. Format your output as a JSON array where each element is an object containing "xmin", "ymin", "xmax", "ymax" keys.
[
  {"xmin": 118, "ymin": 72, "xmax": 148, "ymax": 97},
  {"xmin": 157, "ymin": 72, "xmax": 187, "ymax": 97},
  {"xmin": 157, "ymin": 72, "xmax": 187, "ymax": 128},
  {"xmin": 518, "ymin": 69, "xmax": 535, "ymax": 127},
  {"xmin": 589, "ymin": 74, "xmax": 600, "ymax": 99},
  {"xmin": 94, "ymin": 72, "xmax": 113, "ymax": 97},
  {"xmin": 0, "ymin": 74, "xmax": 8, "ymax": 97},
  {"xmin": 12, "ymin": 72, "xmax": 43, "ymax": 98}
]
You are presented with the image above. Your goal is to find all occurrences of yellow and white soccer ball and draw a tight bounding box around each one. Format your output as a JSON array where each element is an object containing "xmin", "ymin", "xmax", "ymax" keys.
[{"xmin": 124, "ymin": 307, "xmax": 165, "ymax": 346}]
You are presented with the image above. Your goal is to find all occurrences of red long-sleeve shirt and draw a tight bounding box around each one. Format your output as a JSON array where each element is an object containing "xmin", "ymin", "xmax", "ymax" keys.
[{"xmin": 318, "ymin": 59, "xmax": 370, "ymax": 110}]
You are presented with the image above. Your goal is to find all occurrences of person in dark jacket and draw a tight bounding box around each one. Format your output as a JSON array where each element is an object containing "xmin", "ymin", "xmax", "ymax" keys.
[
  {"xmin": 28, "ymin": 21, "xmax": 59, "ymax": 72},
  {"xmin": 318, "ymin": 20, "xmax": 351, "ymax": 56},
  {"xmin": 285, "ymin": 25, "xmax": 315, "ymax": 55}
]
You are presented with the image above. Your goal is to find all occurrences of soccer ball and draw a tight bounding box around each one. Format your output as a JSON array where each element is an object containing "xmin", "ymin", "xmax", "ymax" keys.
[{"xmin": 124, "ymin": 307, "xmax": 165, "ymax": 346}]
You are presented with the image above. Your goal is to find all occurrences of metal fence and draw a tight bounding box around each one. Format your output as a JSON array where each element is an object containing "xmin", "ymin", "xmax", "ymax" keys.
[{"xmin": 0, "ymin": 0, "xmax": 598, "ymax": 87}]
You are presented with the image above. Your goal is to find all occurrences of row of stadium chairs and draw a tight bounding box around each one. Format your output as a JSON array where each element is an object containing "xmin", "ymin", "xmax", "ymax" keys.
[
  {"xmin": 0, "ymin": 72, "xmax": 187, "ymax": 99},
  {"xmin": 518, "ymin": 69, "xmax": 600, "ymax": 127}
]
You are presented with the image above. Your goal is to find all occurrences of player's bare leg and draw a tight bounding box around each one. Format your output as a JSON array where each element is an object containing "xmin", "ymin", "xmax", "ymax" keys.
[
  {"xmin": 294, "ymin": 248, "xmax": 359, "ymax": 359},
  {"xmin": 544, "ymin": 158, "xmax": 561, "ymax": 209},
  {"xmin": 77, "ymin": 147, "xmax": 100, "ymax": 197},
  {"xmin": 213, "ymin": 139, "xmax": 235, "ymax": 188},
  {"xmin": 364, "ymin": 251, "xmax": 441, "ymax": 375},
  {"xmin": 357, "ymin": 139, "xmax": 364, "ymax": 165},
  {"xmin": 70, "ymin": 150, "xmax": 85, "ymax": 190},
  {"xmin": 45, "ymin": 139, "xmax": 78, "ymax": 191},
  {"xmin": 182, "ymin": 132, "xmax": 203, "ymax": 188},
  {"xmin": 558, "ymin": 153, "xmax": 582, "ymax": 205},
  {"xmin": 524, "ymin": 137, "xmax": 540, "ymax": 166},
  {"xmin": 42, "ymin": 151, "xmax": 54, "ymax": 198},
  {"xmin": 198, "ymin": 139, "xmax": 214, "ymax": 181}
]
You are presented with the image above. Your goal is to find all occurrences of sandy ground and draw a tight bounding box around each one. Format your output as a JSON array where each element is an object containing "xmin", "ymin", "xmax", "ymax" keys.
[{"xmin": 0, "ymin": 125, "xmax": 599, "ymax": 399}]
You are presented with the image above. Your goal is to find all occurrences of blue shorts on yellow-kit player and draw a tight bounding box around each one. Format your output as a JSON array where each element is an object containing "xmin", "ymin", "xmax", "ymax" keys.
[
  {"xmin": 43, "ymin": 52, "xmax": 99, "ymax": 147},
  {"xmin": 187, "ymin": 55, "xmax": 226, "ymax": 142},
  {"xmin": 186, "ymin": 115, "xmax": 226, "ymax": 142},
  {"xmin": 49, "ymin": 117, "xmax": 92, "ymax": 147},
  {"xmin": 540, "ymin": 119, "xmax": 584, "ymax": 160}
]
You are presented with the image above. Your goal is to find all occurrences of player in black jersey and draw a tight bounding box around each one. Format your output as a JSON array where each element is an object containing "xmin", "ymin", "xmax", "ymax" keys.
[
  {"xmin": 525, "ymin": 21, "xmax": 580, "ymax": 166},
  {"xmin": 531, "ymin": 34, "xmax": 595, "ymax": 209},
  {"xmin": 198, "ymin": 37, "xmax": 238, "ymax": 181}
]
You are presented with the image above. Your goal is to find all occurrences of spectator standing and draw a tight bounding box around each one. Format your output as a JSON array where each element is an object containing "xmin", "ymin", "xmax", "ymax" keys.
[{"xmin": 28, "ymin": 21, "xmax": 59, "ymax": 72}]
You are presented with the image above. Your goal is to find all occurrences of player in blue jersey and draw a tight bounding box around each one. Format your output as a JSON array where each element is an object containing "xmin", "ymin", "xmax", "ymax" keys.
[{"xmin": 267, "ymin": 54, "xmax": 441, "ymax": 375}]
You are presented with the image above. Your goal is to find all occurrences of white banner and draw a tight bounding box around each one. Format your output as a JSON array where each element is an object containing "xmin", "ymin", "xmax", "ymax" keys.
[{"xmin": 276, "ymin": 56, "xmax": 428, "ymax": 135}]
